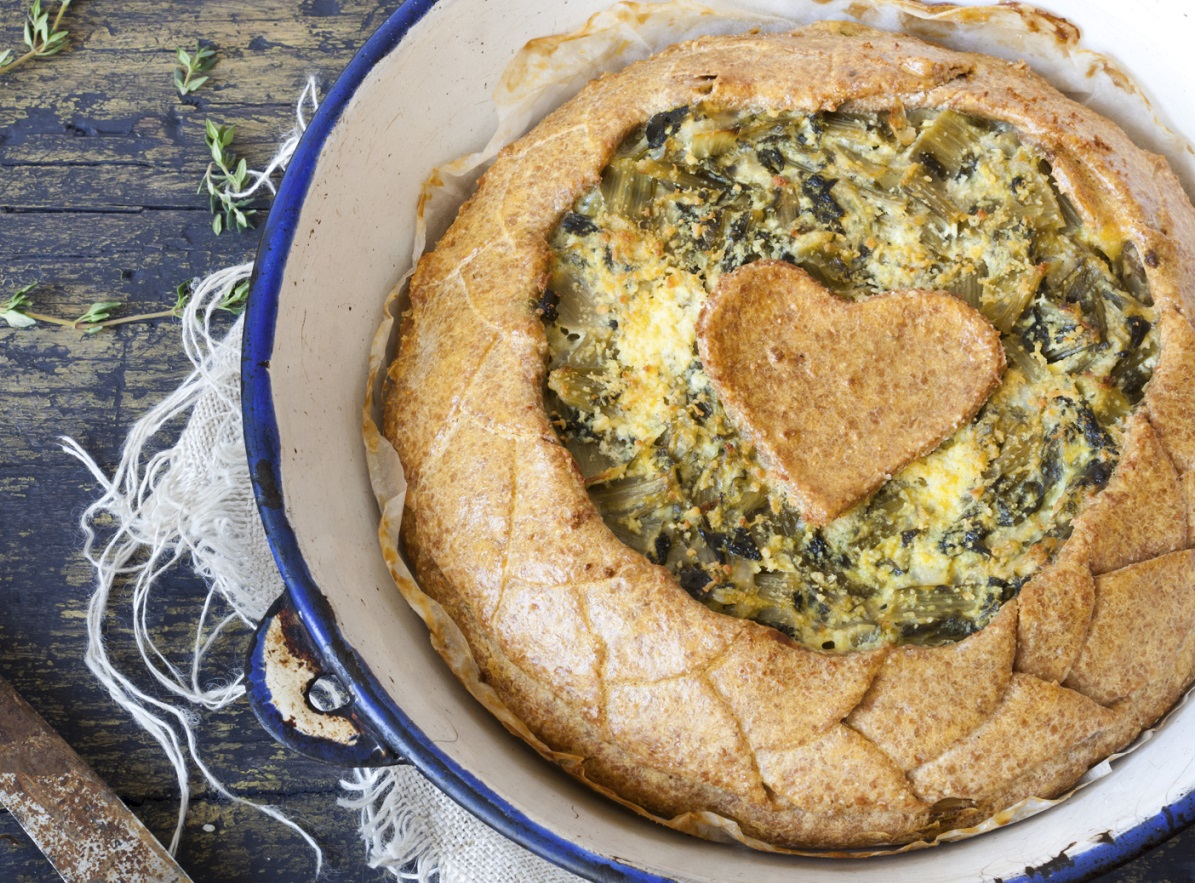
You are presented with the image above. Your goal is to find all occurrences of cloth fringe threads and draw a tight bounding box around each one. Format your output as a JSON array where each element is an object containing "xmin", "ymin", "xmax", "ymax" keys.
[{"xmin": 64, "ymin": 79, "xmax": 580, "ymax": 882}]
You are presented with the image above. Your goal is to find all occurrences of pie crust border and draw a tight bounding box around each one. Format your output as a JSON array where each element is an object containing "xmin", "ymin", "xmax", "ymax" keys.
[{"xmin": 382, "ymin": 22, "xmax": 1195, "ymax": 848}]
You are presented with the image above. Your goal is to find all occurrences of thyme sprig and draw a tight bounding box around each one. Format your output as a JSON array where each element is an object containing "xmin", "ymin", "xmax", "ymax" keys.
[
  {"xmin": 74, "ymin": 300, "xmax": 123, "ymax": 328},
  {"xmin": 174, "ymin": 42, "xmax": 217, "ymax": 96},
  {"xmin": 213, "ymin": 278, "xmax": 250, "ymax": 313},
  {"xmin": 172, "ymin": 278, "xmax": 249, "ymax": 316},
  {"xmin": 1, "ymin": 279, "xmax": 249, "ymax": 333},
  {"xmin": 0, "ymin": 284, "xmax": 123, "ymax": 334},
  {"xmin": 201, "ymin": 120, "xmax": 255, "ymax": 235},
  {"xmin": 0, "ymin": 0, "xmax": 72, "ymax": 77},
  {"xmin": 0, "ymin": 283, "xmax": 38, "ymax": 327}
]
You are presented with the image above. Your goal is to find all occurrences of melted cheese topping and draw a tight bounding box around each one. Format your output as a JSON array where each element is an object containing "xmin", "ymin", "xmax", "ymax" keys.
[{"xmin": 542, "ymin": 106, "xmax": 1159, "ymax": 650}]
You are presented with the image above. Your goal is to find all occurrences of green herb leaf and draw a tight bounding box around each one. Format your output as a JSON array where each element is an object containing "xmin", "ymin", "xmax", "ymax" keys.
[
  {"xmin": 2, "ymin": 280, "xmax": 195, "ymax": 333},
  {"xmin": 3, "ymin": 0, "xmax": 71, "ymax": 77},
  {"xmin": 219, "ymin": 279, "xmax": 250, "ymax": 314},
  {"xmin": 1, "ymin": 282, "xmax": 38, "ymax": 328},
  {"xmin": 1, "ymin": 309, "xmax": 37, "ymax": 328},
  {"xmin": 1, "ymin": 292, "xmax": 37, "ymax": 327},
  {"xmin": 75, "ymin": 300, "xmax": 121, "ymax": 326},
  {"xmin": 174, "ymin": 41, "xmax": 217, "ymax": 96},
  {"xmin": 201, "ymin": 119, "xmax": 257, "ymax": 235},
  {"xmin": 173, "ymin": 281, "xmax": 191, "ymax": 313},
  {"xmin": 38, "ymin": 29, "xmax": 67, "ymax": 55}
]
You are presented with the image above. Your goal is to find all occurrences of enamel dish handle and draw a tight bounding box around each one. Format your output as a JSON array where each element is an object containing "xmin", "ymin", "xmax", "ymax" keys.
[{"xmin": 245, "ymin": 596, "xmax": 401, "ymax": 767}]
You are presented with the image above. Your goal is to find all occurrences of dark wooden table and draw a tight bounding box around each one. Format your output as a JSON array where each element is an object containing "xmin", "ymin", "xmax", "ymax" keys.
[{"xmin": 0, "ymin": 1, "xmax": 1192, "ymax": 880}]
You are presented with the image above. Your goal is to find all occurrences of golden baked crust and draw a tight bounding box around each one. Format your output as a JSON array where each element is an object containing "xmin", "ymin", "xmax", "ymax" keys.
[
  {"xmin": 697, "ymin": 260, "xmax": 1006, "ymax": 525},
  {"xmin": 384, "ymin": 22, "xmax": 1195, "ymax": 849}
]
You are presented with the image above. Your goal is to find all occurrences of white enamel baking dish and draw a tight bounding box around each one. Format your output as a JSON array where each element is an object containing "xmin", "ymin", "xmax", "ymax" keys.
[{"xmin": 241, "ymin": 1, "xmax": 1195, "ymax": 879}]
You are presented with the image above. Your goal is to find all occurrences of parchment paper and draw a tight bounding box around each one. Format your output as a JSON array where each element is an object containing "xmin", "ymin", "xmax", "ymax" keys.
[{"xmin": 363, "ymin": 0, "xmax": 1194, "ymax": 859}]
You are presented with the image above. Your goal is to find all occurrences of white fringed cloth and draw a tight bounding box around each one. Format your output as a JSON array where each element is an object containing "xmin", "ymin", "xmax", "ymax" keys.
[
  {"xmin": 64, "ymin": 82, "xmax": 582, "ymax": 883},
  {"xmin": 64, "ymin": 253, "xmax": 582, "ymax": 883}
]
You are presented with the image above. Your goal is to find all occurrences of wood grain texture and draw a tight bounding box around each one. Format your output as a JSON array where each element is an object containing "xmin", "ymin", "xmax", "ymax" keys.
[
  {"xmin": 0, "ymin": 0, "xmax": 1189, "ymax": 879},
  {"xmin": 0, "ymin": 1, "xmax": 401, "ymax": 879}
]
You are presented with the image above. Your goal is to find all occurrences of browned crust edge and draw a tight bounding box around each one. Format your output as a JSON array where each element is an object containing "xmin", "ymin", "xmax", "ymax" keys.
[{"xmin": 383, "ymin": 22, "xmax": 1195, "ymax": 849}]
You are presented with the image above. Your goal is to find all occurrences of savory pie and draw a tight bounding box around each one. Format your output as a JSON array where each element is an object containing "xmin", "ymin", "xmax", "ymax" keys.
[{"xmin": 383, "ymin": 22, "xmax": 1195, "ymax": 848}]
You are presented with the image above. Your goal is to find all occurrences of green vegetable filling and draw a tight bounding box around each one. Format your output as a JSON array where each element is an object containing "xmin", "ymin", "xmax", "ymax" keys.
[{"xmin": 540, "ymin": 105, "xmax": 1158, "ymax": 650}]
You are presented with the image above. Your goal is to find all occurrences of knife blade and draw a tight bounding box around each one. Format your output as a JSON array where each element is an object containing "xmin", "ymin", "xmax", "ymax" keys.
[{"xmin": 0, "ymin": 672, "xmax": 192, "ymax": 882}]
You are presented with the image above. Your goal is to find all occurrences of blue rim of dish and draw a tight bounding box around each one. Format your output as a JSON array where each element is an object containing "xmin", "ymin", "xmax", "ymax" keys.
[{"xmin": 240, "ymin": 1, "xmax": 1194, "ymax": 881}]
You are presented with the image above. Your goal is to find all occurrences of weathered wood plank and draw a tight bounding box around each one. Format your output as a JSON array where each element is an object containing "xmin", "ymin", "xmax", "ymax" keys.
[
  {"xmin": 0, "ymin": 211, "xmax": 246, "ymax": 265},
  {"xmin": 3, "ymin": 789, "xmax": 392, "ymax": 881},
  {"xmin": 1, "ymin": 1, "xmax": 407, "ymax": 879},
  {"xmin": 0, "ymin": 0, "xmax": 1190, "ymax": 879}
]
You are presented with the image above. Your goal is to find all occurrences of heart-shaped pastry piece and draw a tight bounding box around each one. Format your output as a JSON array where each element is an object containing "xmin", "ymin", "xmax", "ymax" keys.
[{"xmin": 697, "ymin": 260, "xmax": 1005, "ymax": 526}]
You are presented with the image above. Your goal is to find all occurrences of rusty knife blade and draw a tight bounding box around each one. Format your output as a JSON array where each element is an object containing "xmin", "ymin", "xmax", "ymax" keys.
[{"xmin": 0, "ymin": 673, "xmax": 192, "ymax": 882}]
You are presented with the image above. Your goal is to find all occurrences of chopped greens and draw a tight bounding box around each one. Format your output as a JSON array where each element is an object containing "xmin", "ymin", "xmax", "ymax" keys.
[{"xmin": 541, "ymin": 105, "xmax": 1158, "ymax": 651}]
